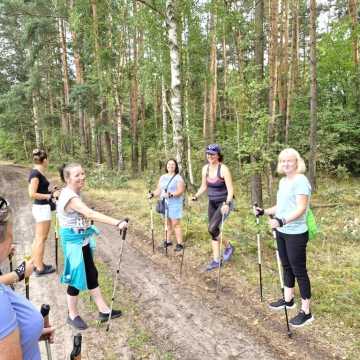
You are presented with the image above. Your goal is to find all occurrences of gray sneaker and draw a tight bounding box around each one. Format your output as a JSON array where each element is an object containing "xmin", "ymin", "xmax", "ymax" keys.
[
  {"xmin": 34, "ymin": 264, "xmax": 56, "ymax": 277},
  {"xmin": 67, "ymin": 315, "xmax": 88, "ymax": 330}
]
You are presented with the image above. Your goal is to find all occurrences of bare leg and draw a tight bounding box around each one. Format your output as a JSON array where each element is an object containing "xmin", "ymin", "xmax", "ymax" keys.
[
  {"xmin": 284, "ymin": 286, "xmax": 295, "ymax": 302},
  {"xmin": 67, "ymin": 294, "xmax": 79, "ymax": 319},
  {"xmin": 171, "ymin": 219, "xmax": 183, "ymax": 245},
  {"xmin": 32, "ymin": 220, "xmax": 51, "ymax": 270},
  {"xmin": 90, "ymin": 287, "xmax": 110, "ymax": 313},
  {"xmin": 301, "ymin": 298, "xmax": 311, "ymax": 314}
]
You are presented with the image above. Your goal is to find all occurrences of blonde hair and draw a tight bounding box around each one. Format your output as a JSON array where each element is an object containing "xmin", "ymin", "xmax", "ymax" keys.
[{"xmin": 277, "ymin": 148, "xmax": 306, "ymax": 174}]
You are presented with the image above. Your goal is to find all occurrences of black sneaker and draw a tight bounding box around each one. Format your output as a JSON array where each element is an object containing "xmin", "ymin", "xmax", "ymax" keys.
[
  {"xmin": 34, "ymin": 264, "xmax": 56, "ymax": 277},
  {"xmin": 269, "ymin": 297, "xmax": 296, "ymax": 310},
  {"xmin": 163, "ymin": 240, "xmax": 173, "ymax": 248},
  {"xmin": 174, "ymin": 244, "xmax": 184, "ymax": 252},
  {"xmin": 289, "ymin": 310, "xmax": 314, "ymax": 327},
  {"xmin": 67, "ymin": 315, "xmax": 88, "ymax": 330},
  {"xmin": 98, "ymin": 309, "xmax": 122, "ymax": 323}
]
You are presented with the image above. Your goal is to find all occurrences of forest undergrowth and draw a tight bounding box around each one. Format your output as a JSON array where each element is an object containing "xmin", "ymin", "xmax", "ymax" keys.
[{"xmin": 86, "ymin": 173, "xmax": 360, "ymax": 359}]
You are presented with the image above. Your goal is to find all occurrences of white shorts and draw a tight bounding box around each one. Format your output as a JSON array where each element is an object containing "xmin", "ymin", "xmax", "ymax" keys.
[{"xmin": 32, "ymin": 204, "xmax": 51, "ymax": 223}]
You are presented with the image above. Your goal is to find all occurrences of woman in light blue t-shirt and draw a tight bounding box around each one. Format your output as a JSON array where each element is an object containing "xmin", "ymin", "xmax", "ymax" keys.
[
  {"xmin": 254, "ymin": 148, "xmax": 314, "ymax": 328},
  {"xmin": 0, "ymin": 197, "xmax": 54, "ymax": 360},
  {"xmin": 149, "ymin": 159, "xmax": 185, "ymax": 252}
]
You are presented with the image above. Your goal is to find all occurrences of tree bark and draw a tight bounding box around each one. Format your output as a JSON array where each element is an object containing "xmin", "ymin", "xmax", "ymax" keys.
[
  {"xmin": 32, "ymin": 91, "xmax": 42, "ymax": 148},
  {"xmin": 348, "ymin": 0, "xmax": 360, "ymax": 111},
  {"xmin": 209, "ymin": 7, "xmax": 217, "ymax": 143},
  {"xmin": 166, "ymin": 0, "xmax": 184, "ymax": 170},
  {"xmin": 308, "ymin": 0, "xmax": 318, "ymax": 190},
  {"xmin": 58, "ymin": 17, "xmax": 71, "ymax": 153},
  {"xmin": 161, "ymin": 75, "xmax": 168, "ymax": 157},
  {"xmin": 251, "ymin": 0, "xmax": 265, "ymax": 206}
]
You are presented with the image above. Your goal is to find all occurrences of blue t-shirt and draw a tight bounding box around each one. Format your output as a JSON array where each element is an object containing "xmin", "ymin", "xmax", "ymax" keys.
[
  {"xmin": 159, "ymin": 174, "xmax": 184, "ymax": 207},
  {"xmin": 0, "ymin": 284, "xmax": 43, "ymax": 359},
  {"xmin": 276, "ymin": 174, "xmax": 311, "ymax": 235}
]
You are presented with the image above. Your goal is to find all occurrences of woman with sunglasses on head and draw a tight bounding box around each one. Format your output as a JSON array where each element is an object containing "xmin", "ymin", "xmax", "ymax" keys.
[
  {"xmin": 148, "ymin": 158, "xmax": 185, "ymax": 252},
  {"xmin": 28, "ymin": 149, "xmax": 59, "ymax": 276},
  {"xmin": 58, "ymin": 163, "xmax": 128, "ymax": 330},
  {"xmin": 192, "ymin": 144, "xmax": 235, "ymax": 271},
  {"xmin": 0, "ymin": 197, "xmax": 55, "ymax": 359}
]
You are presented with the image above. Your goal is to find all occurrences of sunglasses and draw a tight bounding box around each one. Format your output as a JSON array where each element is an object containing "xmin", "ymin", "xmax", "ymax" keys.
[{"xmin": 0, "ymin": 197, "xmax": 10, "ymax": 224}]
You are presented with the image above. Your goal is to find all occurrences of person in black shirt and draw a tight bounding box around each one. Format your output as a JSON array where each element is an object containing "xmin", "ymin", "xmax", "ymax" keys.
[{"xmin": 28, "ymin": 149, "xmax": 58, "ymax": 276}]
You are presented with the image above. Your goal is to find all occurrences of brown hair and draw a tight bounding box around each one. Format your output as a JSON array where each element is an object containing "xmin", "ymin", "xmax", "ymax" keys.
[
  {"xmin": 58, "ymin": 163, "xmax": 82, "ymax": 183},
  {"xmin": 0, "ymin": 197, "xmax": 12, "ymax": 244},
  {"xmin": 32, "ymin": 149, "xmax": 48, "ymax": 164}
]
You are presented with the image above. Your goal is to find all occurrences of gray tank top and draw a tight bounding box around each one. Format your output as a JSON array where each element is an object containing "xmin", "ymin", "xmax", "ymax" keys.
[{"xmin": 56, "ymin": 187, "xmax": 89, "ymax": 229}]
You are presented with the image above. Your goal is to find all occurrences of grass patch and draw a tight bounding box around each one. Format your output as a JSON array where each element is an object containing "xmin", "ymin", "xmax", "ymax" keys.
[{"xmin": 86, "ymin": 175, "xmax": 360, "ymax": 359}]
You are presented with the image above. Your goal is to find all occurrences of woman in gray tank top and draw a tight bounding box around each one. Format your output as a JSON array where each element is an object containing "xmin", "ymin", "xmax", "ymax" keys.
[{"xmin": 57, "ymin": 163, "xmax": 128, "ymax": 330}]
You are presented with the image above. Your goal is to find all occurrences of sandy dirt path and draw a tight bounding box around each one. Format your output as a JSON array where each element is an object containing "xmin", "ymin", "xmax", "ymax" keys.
[{"xmin": 1, "ymin": 164, "xmax": 333, "ymax": 360}]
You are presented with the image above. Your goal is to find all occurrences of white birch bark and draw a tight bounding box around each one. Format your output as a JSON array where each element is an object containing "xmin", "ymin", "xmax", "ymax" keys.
[{"xmin": 166, "ymin": 0, "xmax": 184, "ymax": 170}]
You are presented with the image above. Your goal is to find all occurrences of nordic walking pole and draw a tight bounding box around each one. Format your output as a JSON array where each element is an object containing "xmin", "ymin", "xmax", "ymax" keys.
[
  {"xmin": 254, "ymin": 203, "xmax": 263, "ymax": 302},
  {"xmin": 8, "ymin": 254, "xmax": 15, "ymax": 290},
  {"xmin": 70, "ymin": 333, "xmax": 82, "ymax": 360},
  {"xmin": 270, "ymin": 216, "xmax": 292, "ymax": 338},
  {"xmin": 216, "ymin": 209, "xmax": 226, "ymax": 299},
  {"xmin": 24, "ymin": 256, "xmax": 30, "ymax": 300},
  {"xmin": 179, "ymin": 212, "xmax": 190, "ymax": 277},
  {"xmin": 148, "ymin": 192, "xmax": 155, "ymax": 253},
  {"xmin": 40, "ymin": 304, "xmax": 52, "ymax": 360},
  {"xmin": 55, "ymin": 216, "xmax": 59, "ymax": 273},
  {"xmin": 8, "ymin": 254, "xmax": 13, "ymax": 272},
  {"xmin": 164, "ymin": 198, "xmax": 169, "ymax": 256},
  {"xmin": 106, "ymin": 219, "xmax": 129, "ymax": 332}
]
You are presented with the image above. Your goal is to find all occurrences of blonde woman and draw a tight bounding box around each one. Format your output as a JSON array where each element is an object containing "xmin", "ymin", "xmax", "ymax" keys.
[
  {"xmin": 28, "ymin": 149, "xmax": 58, "ymax": 276},
  {"xmin": 255, "ymin": 148, "xmax": 313, "ymax": 327}
]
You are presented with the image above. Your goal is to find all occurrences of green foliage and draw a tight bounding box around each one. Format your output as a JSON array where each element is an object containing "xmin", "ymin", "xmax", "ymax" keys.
[{"xmin": 86, "ymin": 167, "xmax": 129, "ymax": 190}]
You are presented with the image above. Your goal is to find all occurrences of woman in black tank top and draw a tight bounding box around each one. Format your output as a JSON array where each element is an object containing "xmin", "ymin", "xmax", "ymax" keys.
[
  {"xmin": 192, "ymin": 144, "xmax": 235, "ymax": 271},
  {"xmin": 28, "ymin": 149, "xmax": 59, "ymax": 276}
]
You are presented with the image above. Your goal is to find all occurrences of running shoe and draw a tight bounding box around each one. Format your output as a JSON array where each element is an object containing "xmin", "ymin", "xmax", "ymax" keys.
[
  {"xmin": 289, "ymin": 310, "xmax": 314, "ymax": 327},
  {"xmin": 269, "ymin": 297, "xmax": 296, "ymax": 310},
  {"xmin": 223, "ymin": 243, "xmax": 234, "ymax": 262}
]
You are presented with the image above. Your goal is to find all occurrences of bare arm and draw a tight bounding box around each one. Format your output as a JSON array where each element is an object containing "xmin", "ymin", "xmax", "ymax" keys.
[
  {"xmin": 66, "ymin": 197, "xmax": 126, "ymax": 228},
  {"xmin": 0, "ymin": 328, "xmax": 23, "ymax": 360},
  {"xmin": 221, "ymin": 165, "xmax": 234, "ymax": 203},
  {"xmin": 0, "ymin": 260, "xmax": 34, "ymax": 285},
  {"xmin": 28, "ymin": 178, "xmax": 51, "ymax": 201},
  {"xmin": 171, "ymin": 178, "xmax": 185, "ymax": 197},
  {"xmin": 152, "ymin": 178, "xmax": 162, "ymax": 197},
  {"xmin": 264, "ymin": 206, "xmax": 277, "ymax": 216},
  {"xmin": 284, "ymin": 195, "xmax": 308, "ymax": 223},
  {"xmin": 194, "ymin": 166, "xmax": 208, "ymax": 198}
]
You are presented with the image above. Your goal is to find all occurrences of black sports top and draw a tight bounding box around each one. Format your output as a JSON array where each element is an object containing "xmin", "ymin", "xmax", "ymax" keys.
[{"xmin": 28, "ymin": 169, "xmax": 50, "ymax": 205}]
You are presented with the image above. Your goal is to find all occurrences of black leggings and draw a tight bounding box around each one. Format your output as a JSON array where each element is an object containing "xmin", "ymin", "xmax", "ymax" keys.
[
  {"xmin": 276, "ymin": 230, "xmax": 311, "ymax": 299},
  {"xmin": 67, "ymin": 243, "xmax": 99, "ymax": 296},
  {"xmin": 208, "ymin": 200, "xmax": 226, "ymax": 240}
]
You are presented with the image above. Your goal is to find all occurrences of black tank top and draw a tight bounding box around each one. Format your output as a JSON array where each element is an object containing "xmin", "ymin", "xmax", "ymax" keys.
[
  {"xmin": 28, "ymin": 169, "xmax": 50, "ymax": 205},
  {"xmin": 206, "ymin": 164, "xmax": 228, "ymax": 202}
]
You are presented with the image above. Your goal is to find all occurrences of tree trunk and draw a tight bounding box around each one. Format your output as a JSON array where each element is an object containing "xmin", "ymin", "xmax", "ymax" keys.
[
  {"xmin": 286, "ymin": 0, "xmax": 299, "ymax": 143},
  {"xmin": 252, "ymin": 0, "xmax": 265, "ymax": 206},
  {"xmin": 202, "ymin": 79, "xmax": 208, "ymax": 141},
  {"xmin": 166, "ymin": 0, "xmax": 184, "ymax": 170},
  {"xmin": 70, "ymin": 0, "xmax": 86, "ymax": 154},
  {"xmin": 91, "ymin": 0, "xmax": 112, "ymax": 168},
  {"xmin": 58, "ymin": 17, "xmax": 71, "ymax": 152},
  {"xmin": 32, "ymin": 91, "xmax": 42, "ymax": 148},
  {"xmin": 209, "ymin": 8, "xmax": 217, "ymax": 143},
  {"xmin": 308, "ymin": 0, "xmax": 318, "ymax": 190},
  {"xmin": 348, "ymin": 0, "xmax": 360, "ymax": 111},
  {"xmin": 161, "ymin": 75, "xmax": 168, "ymax": 157}
]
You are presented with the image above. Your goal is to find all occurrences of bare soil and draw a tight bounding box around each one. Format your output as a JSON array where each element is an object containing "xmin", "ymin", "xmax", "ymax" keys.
[{"xmin": 0, "ymin": 164, "xmax": 339, "ymax": 360}]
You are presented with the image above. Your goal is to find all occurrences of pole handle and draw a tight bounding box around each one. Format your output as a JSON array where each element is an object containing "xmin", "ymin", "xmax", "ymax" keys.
[{"xmin": 40, "ymin": 304, "xmax": 50, "ymax": 327}]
